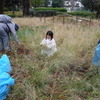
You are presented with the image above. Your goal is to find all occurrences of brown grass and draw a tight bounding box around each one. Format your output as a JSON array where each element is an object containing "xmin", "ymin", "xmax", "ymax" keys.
[{"xmin": 4, "ymin": 17, "xmax": 100, "ymax": 100}]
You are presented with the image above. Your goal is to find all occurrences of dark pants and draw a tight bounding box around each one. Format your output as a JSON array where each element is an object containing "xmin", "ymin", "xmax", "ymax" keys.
[{"xmin": 0, "ymin": 30, "xmax": 9, "ymax": 51}]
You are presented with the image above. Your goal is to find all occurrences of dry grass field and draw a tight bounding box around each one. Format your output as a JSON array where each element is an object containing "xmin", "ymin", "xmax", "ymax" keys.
[{"xmin": 3, "ymin": 17, "xmax": 100, "ymax": 100}]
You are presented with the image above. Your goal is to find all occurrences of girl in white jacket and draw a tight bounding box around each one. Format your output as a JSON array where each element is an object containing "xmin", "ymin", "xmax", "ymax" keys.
[{"xmin": 40, "ymin": 31, "xmax": 57, "ymax": 57}]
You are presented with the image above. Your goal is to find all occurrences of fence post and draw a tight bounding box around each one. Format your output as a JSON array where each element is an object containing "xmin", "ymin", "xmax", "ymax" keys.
[
  {"xmin": 89, "ymin": 17, "xmax": 91, "ymax": 27},
  {"xmin": 40, "ymin": 14, "xmax": 42, "ymax": 22},
  {"xmin": 63, "ymin": 16, "xmax": 65, "ymax": 24},
  {"xmin": 44, "ymin": 14, "xmax": 46, "ymax": 23},
  {"xmin": 53, "ymin": 15, "xmax": 54, "ymax": 23},
  {"xmin": 98, "ymin": 15, "xmax": 100, "ymax": 26},
  {"xmin": 98, "ymin": 15, "xmax": 100, "ymax": 21},
  {"xmin": 76, "ymin": 16, "xmax": 78, "ymax": 25}
]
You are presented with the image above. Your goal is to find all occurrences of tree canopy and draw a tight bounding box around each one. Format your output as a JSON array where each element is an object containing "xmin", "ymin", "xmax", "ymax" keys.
[
  {"xmin": 82, "ymin": 0, "xmax": 100, "ymax": 18},
  {"xmin": 52, "ymin": 0, "xmax": 64, "ymax": 7},
  {"xmin": 31, "ymin": 0, "xmax": 45, "ymax": 8},
  {"xmin": 5, "ymin": 0, "xmax": 21, "ymax": 9},
  {"xmin": 44, "ymin": 0, "xmax": 49, "ymax": 7},
  {"xmin": 4, "ymin": 0, "xmax": 21, "ymax": 14},
  {"xmin": 82, "ymin": 0, "xmax": 98, "ymax": 11}
]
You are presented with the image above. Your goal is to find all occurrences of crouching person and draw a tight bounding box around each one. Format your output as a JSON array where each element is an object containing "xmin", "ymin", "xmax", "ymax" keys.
[
  {"xmin": 40, "ymin": 31, "xmax": 57, "ymax": 57},
  {"xmin": 0, "ymin": 14, "xmax": 20, "ymax": 51},
  {"xmin": 0, "ymin": 54, "xmax": 15, "ymax": 100}
]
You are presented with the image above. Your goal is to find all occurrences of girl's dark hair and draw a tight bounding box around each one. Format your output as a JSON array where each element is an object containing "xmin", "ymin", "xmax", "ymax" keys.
[{"xmin": 46, "ymin": 31, "xmax": 53, "ymax": 40}]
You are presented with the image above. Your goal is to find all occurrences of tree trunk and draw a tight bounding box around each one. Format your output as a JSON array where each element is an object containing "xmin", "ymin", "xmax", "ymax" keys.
[
  {"xmin": 23, "ymin": 0, "xmax": 30, "ymax": 17},
  {"xmin": 12, "ymin": 4, "xmax": 15, "ymax": 14},
  {"xmin": 0, "ymin": 0, "xmax": 5, "ymax": 14},
  {"xmin": 12, "ymin": 8, "xmax": 15, "ymax": 14},
  {"xmin": 96, "ymin": 5, "xmax": 100, "ymax": 19}
]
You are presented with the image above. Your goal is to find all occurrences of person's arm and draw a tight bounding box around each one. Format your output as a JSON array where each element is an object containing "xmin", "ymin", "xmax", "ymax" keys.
[
  {"xmin": 0, "ymin": 73, "xmax": 15, "ymax": 86},
  {"xmin": 47, "ymin": 39, "xmax": 56, "ymax": 49},
  {"xmin": 8, "ymin": 22, "xmax": 20, "ymax": 44},
  {"xmin": 40, "ymin": 38, "xmax": 45, "ymax": 46},
  {"xmin": 7, "ymin": 77, "xmax": 15, "ymax": 86}
]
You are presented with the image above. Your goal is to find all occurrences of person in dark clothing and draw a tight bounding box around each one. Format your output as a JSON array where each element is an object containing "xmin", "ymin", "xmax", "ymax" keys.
[
  {"xmin": 98, "ymin": 39, "xmax": 100, "ymax": 44},
  {"xmin": 0, "ymin": 14, "xmax": 20, "ymax": 51}
]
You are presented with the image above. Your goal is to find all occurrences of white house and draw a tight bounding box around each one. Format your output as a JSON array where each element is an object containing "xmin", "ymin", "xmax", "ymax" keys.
[{"xmin": 48, "ymin": 0, "xmax": 84, "ymax": 10}]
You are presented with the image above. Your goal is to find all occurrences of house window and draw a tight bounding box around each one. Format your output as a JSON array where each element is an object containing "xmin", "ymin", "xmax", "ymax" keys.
[{"xmin": 66, "ymin": 2, "xmax": 69, "ymax": 4}]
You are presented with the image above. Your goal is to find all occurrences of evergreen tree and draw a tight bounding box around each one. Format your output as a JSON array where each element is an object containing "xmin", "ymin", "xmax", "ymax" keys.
[
  {"xmin": 31, "ymin": 0, "xmax": 45, "ymax": 8},
  {"xmin": 5, "ymin": 0, "xmax": 21, "ymax": 14},
  {"xmin": 44, "ymin": 0, "xmax": 49, "ymax": 7},
  {"xmin": 82, "ymin": 0, "xmax": 100, "ymax": 18},
  {"xmin": 52, "ymin": 0, "xmax": 64, "ymax": 7}
]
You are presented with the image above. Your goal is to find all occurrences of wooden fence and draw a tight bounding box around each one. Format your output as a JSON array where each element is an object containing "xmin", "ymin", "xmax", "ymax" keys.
[{"xmin": 39, "ymin": 14, "xmax": 92, "ymax": 26}]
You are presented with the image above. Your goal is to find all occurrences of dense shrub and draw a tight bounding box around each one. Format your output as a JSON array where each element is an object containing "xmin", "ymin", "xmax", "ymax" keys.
[
  {"xmin": 35, "ymin": 10, "xmax": 57, "ymax": 17},
  {"xmin": 4, "ymin": 7, "xmax": 9, "ymax": 11},
  {"xmin": 8, "ymin": 14, "xmax": 16, "ymax": 18},
  {"xmin": 15, "ymin": 8, "xmax": 20, "ymax": 11},
  {"xmin": 4, "ymin": 11, "xmax": 23, "ymax": 18},
  {"xmin": 16, "ymin": 14, "xmax": 23, "ymax": 17},
  {"xmin": 34, "ymin": 7, "xmax": 67, "ymax": 12},
  {"xmin": 68, "ymin": 11, "xmax": 96, "ymax": 18},
  {"xmin": 57, "ymin": 12, "xmax": 67, "ymax": 15}
]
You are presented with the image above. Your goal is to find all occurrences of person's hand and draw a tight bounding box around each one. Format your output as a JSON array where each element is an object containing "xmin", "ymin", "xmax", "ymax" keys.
[
  {"xmin": 40, "ymin": 44, "xmax": 47, "ymax": 47},
  {"xmin": 40, "ymin": 44, "xmax": 43, "ymax": 46},
  {"xmin": 42, "ymin": 44, "xmax": 47, "ymax": 46},
  {"xmin": 18, "ymin": 43, "xmax": 21, "ymax": 45}
]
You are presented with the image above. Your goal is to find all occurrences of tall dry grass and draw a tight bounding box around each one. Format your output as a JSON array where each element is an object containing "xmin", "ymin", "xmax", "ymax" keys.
[{"xmin": 6, "ymin": 17, "xmax": 100, "ymax": 100}]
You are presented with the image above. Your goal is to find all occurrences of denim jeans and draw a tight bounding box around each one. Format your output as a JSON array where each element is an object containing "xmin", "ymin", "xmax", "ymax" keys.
[{"xmin": 0, "ymin": 30, "xmax": 9, "ymax": 51}]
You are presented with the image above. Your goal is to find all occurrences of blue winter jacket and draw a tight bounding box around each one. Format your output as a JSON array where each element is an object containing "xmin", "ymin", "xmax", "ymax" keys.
[
  {"xmin": 92, "ymin": 44, "xmax": 100, "ymax": 66},
  {"xmin": 0, "ymin": 54, "xmax": 15, "ymax": 100}
]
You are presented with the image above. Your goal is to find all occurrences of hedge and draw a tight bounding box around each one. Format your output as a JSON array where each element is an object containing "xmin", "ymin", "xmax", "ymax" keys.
[
  {"xmin": 57, "ymin": 12, "xmax": 67, "ymax": 15},
  {"xmin": 35, "ymin": 10, "xmax": 57, "ymax": 17},
  {"xmin": 8, "ymin": 14, "xmax": 16, "ymax": 18},
  {"xmin": 68, "ymin": 11, "xmax": 96, "ymax": 18},
  {"xmin": 7, "ymin": 14, "xmax": 23, "ymax": 18},
  {"xmin": 34, "ymin": 7, "xmax": 67, "ymax": 12},
  {"xmin": 4, "ymin": 7, "xmax": 9, "ymax": 11}
]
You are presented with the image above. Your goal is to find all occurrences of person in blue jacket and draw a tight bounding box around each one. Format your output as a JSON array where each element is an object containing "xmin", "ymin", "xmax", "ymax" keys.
[
  {"xmin": 92, "ymin": 44, "xmax": 100, "ymax": 65},
  {"xmin": 92, "ymin": 43, "xmax": 100, "ymax": 74},
  {"xmin": 0, "ymin": 54, "xmax": 15, "ymax": 100}
]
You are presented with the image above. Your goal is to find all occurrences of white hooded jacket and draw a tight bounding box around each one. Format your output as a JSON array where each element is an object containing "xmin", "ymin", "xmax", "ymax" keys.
[{"xmin": 40, "ymin": 38, "xmax": 57, "ymax": 56}]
